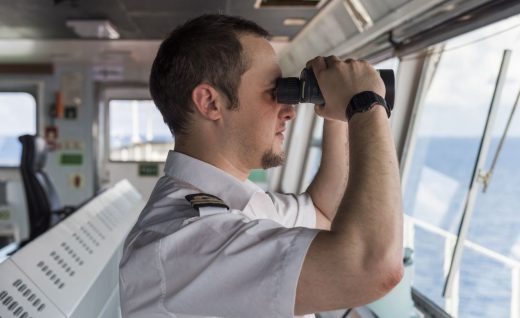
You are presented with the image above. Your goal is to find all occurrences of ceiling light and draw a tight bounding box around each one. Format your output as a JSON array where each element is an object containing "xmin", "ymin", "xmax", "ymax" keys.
[
  {"xmin": 283, "ymin": 18, "xmax": 307, "ymax": 26},
  {"xmin": 459, "ymin": 14, "xmax": 472, "ymax": 21},
  {"xmin": 444, "ymin": 4, "xmax": 456, "ymax": 11},
  {"xmin": 66, "ymin": 19, "xmax": 120, "ymax": 39},
  {"xmin": 343, "ymin": 0, "xmax": 373, "ymax": 32}
]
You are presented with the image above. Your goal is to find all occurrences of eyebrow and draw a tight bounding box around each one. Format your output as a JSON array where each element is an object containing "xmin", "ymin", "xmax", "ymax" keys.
[{"xmin": 265, "ymin": 74, "xmax": 281, "ymax": 88}]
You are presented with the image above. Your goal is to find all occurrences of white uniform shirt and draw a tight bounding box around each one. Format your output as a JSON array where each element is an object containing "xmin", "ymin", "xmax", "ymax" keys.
[{"xmin": 120, "ymin": 151, "xmax": 320, "ymax": 318}]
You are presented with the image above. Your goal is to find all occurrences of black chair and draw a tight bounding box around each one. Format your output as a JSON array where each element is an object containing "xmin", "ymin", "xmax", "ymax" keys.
[{"xmin": 18, "ymin": 134, "xmax": 74, "ymax": 243}]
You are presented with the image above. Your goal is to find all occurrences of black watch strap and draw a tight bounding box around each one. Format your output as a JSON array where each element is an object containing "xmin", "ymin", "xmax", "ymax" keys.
[{"xmin": 346, "ymin": 91, "xmax": 390, "ymax": 121}]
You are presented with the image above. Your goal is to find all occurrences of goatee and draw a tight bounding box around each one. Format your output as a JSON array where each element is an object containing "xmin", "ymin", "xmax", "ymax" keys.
[{"xmin": 261, "ymin": 150, "xmax": 286, "ymax": 169}]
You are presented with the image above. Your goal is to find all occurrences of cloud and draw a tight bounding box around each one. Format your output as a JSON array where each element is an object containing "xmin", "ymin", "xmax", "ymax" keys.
[{"xmin": 416, "ymin": 15, "xmax": 520, "ymax": 137}]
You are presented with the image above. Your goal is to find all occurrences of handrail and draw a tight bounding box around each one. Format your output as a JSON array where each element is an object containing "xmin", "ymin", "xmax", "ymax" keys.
[
  {"xmin": 411, "ymin": 216, "xmax": 520, "ymax": 268},
  {"xmin": 407, "ymin": 215, "xmax": 520, "ymax": 318}
]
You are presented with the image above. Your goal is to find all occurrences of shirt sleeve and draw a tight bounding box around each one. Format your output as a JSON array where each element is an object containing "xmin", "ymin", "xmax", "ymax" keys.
[
  {"xmin": 155, "ymin": 213, "xmax": 319, "ymax": 318},
  {"xmin": 266, "ymin": 192, "xmax": 317, "ymax": 228}
]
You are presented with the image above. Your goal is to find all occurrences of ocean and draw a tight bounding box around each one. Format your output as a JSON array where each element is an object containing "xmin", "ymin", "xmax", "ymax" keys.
[{"xmin": 404, "ymin": 137, "xmax": 520, "ymax": 317}]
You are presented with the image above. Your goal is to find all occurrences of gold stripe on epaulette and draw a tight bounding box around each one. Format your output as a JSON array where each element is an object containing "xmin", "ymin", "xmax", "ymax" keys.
[{"xmin": 185, "ymin": 193, "xmax": 229, "ymax": 210}]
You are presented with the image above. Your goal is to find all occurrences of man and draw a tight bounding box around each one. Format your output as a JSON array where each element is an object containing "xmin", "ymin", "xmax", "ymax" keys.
[{"xmin": 119, "ymin": 14, "xmax": 403, "ymax": 318}]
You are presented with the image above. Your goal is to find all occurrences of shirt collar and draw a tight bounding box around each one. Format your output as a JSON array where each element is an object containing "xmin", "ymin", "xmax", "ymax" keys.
[{"xmin": 163, "ymin": 151, "xmax": 264, "ymax": 210}]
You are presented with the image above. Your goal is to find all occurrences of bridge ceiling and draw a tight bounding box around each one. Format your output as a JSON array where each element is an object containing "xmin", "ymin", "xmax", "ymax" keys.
[
  {"xmin": 0, "ymin": 0, "xmax": 322, "ymax": 40},
  {"xmin": 278, "ymin": 0, "xmax": 518, "ymax": 75},
  {"xmin": 0, "ymin": 0, "xmax": 516, "ymax": 66}
]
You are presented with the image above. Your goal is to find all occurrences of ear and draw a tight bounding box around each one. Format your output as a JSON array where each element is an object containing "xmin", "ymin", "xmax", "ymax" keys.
[{"xmin": 191, "ymin": 83, "xmax": 223, "ymax": 121}]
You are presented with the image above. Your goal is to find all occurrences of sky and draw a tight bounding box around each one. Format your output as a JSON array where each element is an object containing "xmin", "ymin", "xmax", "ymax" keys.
[
  {"xmin": 417, "ymin": 14, "xmax": 520, "ymax": 137},
  {"xmin": 0, "ymin": 92, "xmax": 36, "ymax": 135}
]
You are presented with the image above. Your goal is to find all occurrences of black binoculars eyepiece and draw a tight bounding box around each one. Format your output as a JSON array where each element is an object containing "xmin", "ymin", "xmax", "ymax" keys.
[{"xmin": 276, "ymin": 68, "xmax": 395, "ymax": 110}]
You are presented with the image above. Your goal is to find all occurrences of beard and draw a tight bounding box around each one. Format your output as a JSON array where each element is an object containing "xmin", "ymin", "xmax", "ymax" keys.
[{"xmin": 261, "ymin": 149, "xmax": 286, "ymax": 169}]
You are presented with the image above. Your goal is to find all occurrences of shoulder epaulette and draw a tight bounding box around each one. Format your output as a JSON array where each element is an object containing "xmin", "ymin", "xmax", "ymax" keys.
[{"xmin": 185, "ymin": 193, "xmax": 229, "ymax": 211}]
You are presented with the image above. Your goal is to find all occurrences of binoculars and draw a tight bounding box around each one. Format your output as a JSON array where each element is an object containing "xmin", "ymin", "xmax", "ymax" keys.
[{"xmin": 276, "ymin": 68, "xmax": 395, "ymax": 110}]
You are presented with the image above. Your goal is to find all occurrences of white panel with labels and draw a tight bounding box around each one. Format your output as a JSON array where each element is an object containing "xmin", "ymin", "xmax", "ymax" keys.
[{"xmin": 0, "ymin": 180, "xmax": 144, "ymax": 318}]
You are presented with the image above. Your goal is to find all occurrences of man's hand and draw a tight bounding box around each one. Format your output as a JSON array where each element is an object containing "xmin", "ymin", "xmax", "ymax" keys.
[{"xmin": 306, "ymin": 56, "xmax": 385, "ymax": 121}]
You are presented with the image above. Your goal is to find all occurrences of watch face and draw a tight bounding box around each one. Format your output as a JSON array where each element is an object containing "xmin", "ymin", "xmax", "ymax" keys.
[{"xmin": 347, "ymin": 91, "xmax": 389, "ymax": 120}]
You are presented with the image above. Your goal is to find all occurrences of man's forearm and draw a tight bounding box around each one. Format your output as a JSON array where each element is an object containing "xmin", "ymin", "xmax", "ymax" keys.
[
  {"xmin": 333, "ymin": 107, "xmax": 403, "ymax": 266},
  {"xmin": 306, "ymin": 119, "xmax": 349, "ymax": 223},
  {"xmin": 296, "ymin": 107, "xmax": 404, "ymax": 314}
]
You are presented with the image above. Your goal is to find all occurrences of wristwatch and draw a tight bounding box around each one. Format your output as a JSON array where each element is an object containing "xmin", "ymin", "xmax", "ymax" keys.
[{"xmin": 346, "ymin": 91, "xmax": 391, "ymax": 121}]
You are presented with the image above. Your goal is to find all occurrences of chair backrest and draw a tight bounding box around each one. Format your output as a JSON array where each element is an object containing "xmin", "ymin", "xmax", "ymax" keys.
[{"xmin": 18, "ymin": 134, "xmax": 61, "ymax": 241}]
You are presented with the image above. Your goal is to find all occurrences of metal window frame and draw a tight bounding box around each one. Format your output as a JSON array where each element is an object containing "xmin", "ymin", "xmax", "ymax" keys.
[{"xmin": 105, "ymin": 97, "xmax": 170, "ymax": 164}]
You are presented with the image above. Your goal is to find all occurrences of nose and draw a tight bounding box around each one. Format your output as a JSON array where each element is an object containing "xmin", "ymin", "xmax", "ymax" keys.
[{"xmin": 279, "ymin": 103, "xmax": 296, "ymax": 121}]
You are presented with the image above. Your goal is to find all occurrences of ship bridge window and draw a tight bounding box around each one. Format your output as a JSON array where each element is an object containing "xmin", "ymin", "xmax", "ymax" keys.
[
  {"xmin": 0, "ymin": 92, "xmax": 37, "ymax": 167},
  {"xmin": 108, "ymin": 99, "xmax": 174, "ymax": 162},
  {"xmin": 402, "ymin": 13, "xmax": 520, "ymax": 317}
]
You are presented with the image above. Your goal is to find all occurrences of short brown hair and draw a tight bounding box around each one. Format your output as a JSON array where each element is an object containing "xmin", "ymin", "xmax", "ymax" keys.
[{"xmin": 149, "ymin": 14, "xmax": 269, "ymax": 136}]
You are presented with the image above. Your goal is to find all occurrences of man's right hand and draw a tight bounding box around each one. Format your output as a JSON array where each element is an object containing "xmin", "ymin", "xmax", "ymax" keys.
[{"xmin": 306, "ymin": 56, "xmax": 385, "ymax": 122}]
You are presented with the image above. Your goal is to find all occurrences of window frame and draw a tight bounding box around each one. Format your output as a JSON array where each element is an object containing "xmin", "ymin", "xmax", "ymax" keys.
[
  {"xmin": 106, "ymin": 97, "xmax": 173, "ymax": 164},
  {"xmin": 396, "ymin": 17, "xmax": 520, "ymax": 315}
]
